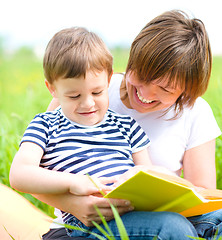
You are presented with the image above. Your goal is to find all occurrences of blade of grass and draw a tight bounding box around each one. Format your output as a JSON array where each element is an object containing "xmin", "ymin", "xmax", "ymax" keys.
[
  {"xmin": 3, "ymin": 226, "xmax": 15, "ymax": 240},
  {"xmin": 212, "ymin": 227, "xmax": 221, "ymax": 240},
  {"xmin": 94, "ymin": 205, "xmax": 114, "ymax": 238},
  {"xmin": 110, "ymin": 204, "xmax": 129, "ymax": 240},
  {"xmin": 187, "ymin": 236, "xmax": 206, "ymax": 240},
  {"xmin": 63, "ymin": 223, "xmax": 106, "ymax": 240},
  {"xmin": 88, "ymin": 173, "xmax": 130, "ymax": 240},
  {"xmin": 92, "ymin": 220, "xmax": 115, "ymax": 240}
]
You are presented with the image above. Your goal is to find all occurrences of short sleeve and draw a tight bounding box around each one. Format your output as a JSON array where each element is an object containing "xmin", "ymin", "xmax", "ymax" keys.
[
  {"xmin": 186, "ymin": 98, "xmax": 221, "ymax": 150},
  {"xmin": 20, "ymin": 114, "xmax": 50, "ymax": 151},
  {"xmin": 129, "ymin": 118, "xmax": 150, "ymax": 153}
]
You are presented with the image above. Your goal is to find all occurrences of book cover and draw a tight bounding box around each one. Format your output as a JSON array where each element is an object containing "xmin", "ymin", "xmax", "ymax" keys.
[{"xmin": 104, "ymin": 170, "xmax": 222, "ymax": 217}]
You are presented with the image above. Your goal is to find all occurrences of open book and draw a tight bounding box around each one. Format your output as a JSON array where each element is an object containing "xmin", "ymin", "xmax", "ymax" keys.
[{"xmin": 104, "ymin": 170, "xmax": 222, "ymax": 217}]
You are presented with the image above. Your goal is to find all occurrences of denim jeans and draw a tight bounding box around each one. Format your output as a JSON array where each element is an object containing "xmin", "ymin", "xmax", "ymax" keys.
[
  {"xmin": 188, "ymin": 209, "xmax": 222, "ymax": 240},
  {"xmin": 66, "ymin": 211, "xmax": 198, "ymax": 239}
]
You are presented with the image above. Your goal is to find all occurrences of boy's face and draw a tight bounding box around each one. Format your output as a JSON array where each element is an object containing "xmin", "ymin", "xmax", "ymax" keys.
[{"xmin": 49, "ymin": 70, "xmax": 111, "ymax": 126}]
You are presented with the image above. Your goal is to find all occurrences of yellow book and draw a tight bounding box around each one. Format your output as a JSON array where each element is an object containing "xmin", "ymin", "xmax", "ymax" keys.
[{"xmin": 104, "ymin": 170, "xmax": 222, "ymax": 217}]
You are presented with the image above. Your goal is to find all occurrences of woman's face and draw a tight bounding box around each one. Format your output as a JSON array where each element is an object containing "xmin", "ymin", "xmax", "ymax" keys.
[{"xmin": 124, "ymin": 71, "xmax": 184, "ymax": 113}]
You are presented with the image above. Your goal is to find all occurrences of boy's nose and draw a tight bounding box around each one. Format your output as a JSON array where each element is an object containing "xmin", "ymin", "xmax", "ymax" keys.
[{"xmin": 80, "ymin": 96, "xmax": 95, "ymax": 109}]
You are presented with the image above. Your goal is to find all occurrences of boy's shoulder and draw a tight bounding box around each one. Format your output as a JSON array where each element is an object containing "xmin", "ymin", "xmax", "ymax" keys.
[
  {"xmin": 107, "ymin": 108, "xmax": 132, "ymax": 120},
  {"xmin": 33, "ymin": 108, "xmax": 63, "ymax": 125},
  {"xmin": 37, "ymin": 108, "xmax": 61, "ymax": 117}
]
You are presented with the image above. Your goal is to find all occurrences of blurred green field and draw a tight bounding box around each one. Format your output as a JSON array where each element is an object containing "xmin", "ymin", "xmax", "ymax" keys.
[{"xmin": 0, "ymin": 45, "xmax": 221, "ymax": 218}]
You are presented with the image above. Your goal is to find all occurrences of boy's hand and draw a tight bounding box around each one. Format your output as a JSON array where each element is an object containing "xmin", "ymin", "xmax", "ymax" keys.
[
  {"xmin": 69, "ymin": 175, "xmax": 117, "ymax": 196},
  {"xmin": 112, "ymin": 165, "xmax": 175, "ymax": 188},
  {"xmin": 112, "ymin": 165, "xmax": 149, "ymax": 188}
]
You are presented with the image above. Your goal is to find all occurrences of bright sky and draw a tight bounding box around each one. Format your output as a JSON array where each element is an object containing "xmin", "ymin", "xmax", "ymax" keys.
[{"xmin": 1, "ymin": 0, "xmax": 222, "ymax": 55}]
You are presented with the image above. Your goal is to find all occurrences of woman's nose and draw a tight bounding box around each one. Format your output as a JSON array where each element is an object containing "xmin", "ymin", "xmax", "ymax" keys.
[{"xmin": 139, "ymin": 83, "xmax": 157, "ymax": 99}]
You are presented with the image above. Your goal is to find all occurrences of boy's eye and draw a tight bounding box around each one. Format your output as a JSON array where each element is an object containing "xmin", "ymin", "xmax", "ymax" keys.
[
  {"xmin": 69, "ymin": 95, "xmax": 80, "ymax": 99},
  {"xmin": 93, "ymin": 90, "xmax": 103, "ymax": 95}
]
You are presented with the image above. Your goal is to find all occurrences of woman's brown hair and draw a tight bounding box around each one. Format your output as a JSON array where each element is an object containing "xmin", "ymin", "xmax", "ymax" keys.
[{"xmin": 125, "ymin": 10, "xmax": 212, "ymax": 116}]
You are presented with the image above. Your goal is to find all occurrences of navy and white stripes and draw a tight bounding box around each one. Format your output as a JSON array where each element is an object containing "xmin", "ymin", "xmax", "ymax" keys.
[
  {"xmin": 21, "ymin": 108, "xmax": 150, "ymax": 178},
  {"xmin": 21, "ymin": 108, "xmax": 150, "ymax": 223}
]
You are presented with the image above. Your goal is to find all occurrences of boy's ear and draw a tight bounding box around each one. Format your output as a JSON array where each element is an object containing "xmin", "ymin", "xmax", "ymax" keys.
[
  {"xmin": 108, "ymin": 69, "xmax": 113, "ymax": 85},
  {"xmin": 45, "ymin": 80, "xmax": 57, "ymax": 98}
]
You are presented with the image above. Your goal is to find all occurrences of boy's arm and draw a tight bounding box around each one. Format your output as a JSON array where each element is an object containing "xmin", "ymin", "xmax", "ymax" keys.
[
  {"xmin": 113, "ymin": 148, "xmax": 176, "ymax": 188},
  {"xmin": 112, "ymin": 149, "xmax": 151, "ymax": 187},
  {"xmin": 10, "ymin": 142, "xmax": 113, "ymax": 195},
  {"xmin": 132, "ymin": 148, "xmax": 152, "ymax": 166},
  {"xmin": 133, "ymin": 148, "xmax": 176, "ymax": 176}
]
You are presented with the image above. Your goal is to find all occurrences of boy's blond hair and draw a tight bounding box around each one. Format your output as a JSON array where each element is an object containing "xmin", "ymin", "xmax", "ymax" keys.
[
  {"xmin": 43, "ymin": 27, "xmax": 113, "ymax": 84},
  {"xmin": 125, "ymin": 10, "xmax": 212, "ymax": 116}
]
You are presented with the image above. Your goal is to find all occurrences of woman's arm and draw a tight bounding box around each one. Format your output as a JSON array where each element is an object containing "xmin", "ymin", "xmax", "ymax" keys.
[
  {"xmin": 33, "ymin": 192, "xmax": 133, "ymax": 226},
  {"xmin": 183, "ymin": 139, "xmax": 216, "ymax": 189},
  {"xmin": 47, "ymin": 98, "xmax": 60, "ymax": 111}
]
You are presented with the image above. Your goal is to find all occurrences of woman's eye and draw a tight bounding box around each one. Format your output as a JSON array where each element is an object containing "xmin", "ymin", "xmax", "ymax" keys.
[
  {"xmin": 161, "ymin": 87, "xmax": 170, "ymax": 93},
  {"xmin": 160, "ymin": 87, "xmax": 173, "ymax": 94}
]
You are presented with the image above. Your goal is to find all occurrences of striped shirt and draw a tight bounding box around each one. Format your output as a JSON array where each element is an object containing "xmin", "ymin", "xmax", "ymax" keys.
[{"xmin": 21, "ymin": 107, "xmax": 150, "ymax": 223}]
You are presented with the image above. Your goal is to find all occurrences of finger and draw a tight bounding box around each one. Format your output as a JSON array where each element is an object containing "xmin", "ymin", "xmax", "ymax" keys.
[
  {"xmin": 88, "ymin": 205, "xmax": 134, "ymax": 224},
  {"xmin": 95, "ymin": 204, "xmax": 133, "ymax": 217},
  {"xmin": 85, "ymin": 212, "xmax": 114, "ymax": 225},
  {"xmin": 91, "ymin": 178, "xmax": 117, "ymax": 193},
  {"xmin": 89, "ymin": 184, "xmax": 113, "ymax": 194},
  {"xmin": 98, "ymin": 177, "xmax": 118, "ymax": 187},
  {"xmin": 92, "ymin": 196, "xmax": 131, "ymax": 208},
  {"xmin": 88, "ymin": 176, "xmax": 115, "ymax": 187},
  {"xmin": 116, "ymin": 205, "xmax": 134, "ymax": 215},
  {"xmin": 89, "ymin": 194, "xmax": 133, "ymax": 211},
  {"xmin": 108, "ymin": 198, "xmax": 132, "ymax": 208}
]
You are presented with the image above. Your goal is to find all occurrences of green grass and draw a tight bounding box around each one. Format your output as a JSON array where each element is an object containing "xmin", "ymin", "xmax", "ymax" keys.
[{"xmin": 0, "ymin": 45, "xmax": 222, "ymax": 219}]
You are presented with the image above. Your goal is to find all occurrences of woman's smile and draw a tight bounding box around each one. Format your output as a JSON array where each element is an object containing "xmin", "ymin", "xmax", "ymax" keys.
[
  {"xmin": 133, "ymin": 87, "xmax": 160, "ymax": 111},
  {"xmin": 136, "ymin": 90, "xmax": 154, "ymax": 104}
]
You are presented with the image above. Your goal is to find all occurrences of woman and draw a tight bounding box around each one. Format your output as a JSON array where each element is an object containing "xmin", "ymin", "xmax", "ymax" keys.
[{"xmin": 41, "ymin": 10, "xmax": 221, "ymax": 239}]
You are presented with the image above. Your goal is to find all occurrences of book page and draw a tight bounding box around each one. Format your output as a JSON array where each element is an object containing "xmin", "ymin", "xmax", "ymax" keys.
[
  {"xmin": 198, "ymin": 188, "xmax": 222, "ymax": 200},
  {"xmin": 146, "ymin": 170, "xmax": 194, "ymax": 188},
  {"xmin": 105, "ymin": 171, "xmax": 202, "ymax": 212}
]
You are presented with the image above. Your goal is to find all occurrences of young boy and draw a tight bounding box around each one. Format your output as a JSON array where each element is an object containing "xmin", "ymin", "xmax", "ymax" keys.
[{"xmin": 9, "ymin": 27, "xmax": 152, "ymax": 238}]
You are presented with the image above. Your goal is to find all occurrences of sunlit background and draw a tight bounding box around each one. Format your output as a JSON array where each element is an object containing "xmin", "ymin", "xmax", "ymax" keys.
[
  {"xmin": 0, "ymin": 0, "xmax": 222, "ymax": 222},
  {"xmin": 1, "ymin": 0, "xmax": 222, "ymax": 56}
]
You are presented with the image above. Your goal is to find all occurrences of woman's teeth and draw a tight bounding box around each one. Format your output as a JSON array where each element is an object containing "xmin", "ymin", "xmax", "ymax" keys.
[{"xmin": 136, "ymin": 91, "xmax": 153, "ymax": 104}]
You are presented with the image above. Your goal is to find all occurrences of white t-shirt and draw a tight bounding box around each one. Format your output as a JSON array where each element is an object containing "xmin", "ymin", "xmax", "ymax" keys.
[{"xmin": 109, "ymin": 73, "xmax": 221, "ymax": 175}]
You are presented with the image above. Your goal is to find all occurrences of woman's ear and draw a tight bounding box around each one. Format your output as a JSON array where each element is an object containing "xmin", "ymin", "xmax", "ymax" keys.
[{"xmin": 45, "ymin": 80, "xmax": 57, "ymax": 98}]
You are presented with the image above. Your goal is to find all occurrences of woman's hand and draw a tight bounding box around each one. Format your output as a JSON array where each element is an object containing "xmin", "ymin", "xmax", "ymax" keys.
[
  {"xmin": 33, "ymin": 192, "xmax": 133, "ymax": 226},
  {"xmin": 70, "ymin": 194, "xmax": 133, "ymax": 226}
]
